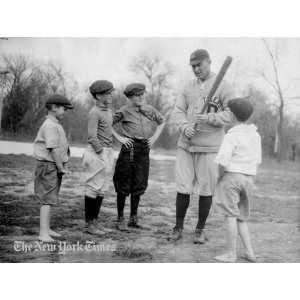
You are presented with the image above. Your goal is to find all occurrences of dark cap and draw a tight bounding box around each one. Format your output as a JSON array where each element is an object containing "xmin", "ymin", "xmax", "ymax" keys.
[
  {"xmin": 46, "ymin": 94, "xmax": 73, "ymax": 109},
  {"xmin": 89, "ymin": 80, "xmax": 114, "ymax": 96},
  {"xmin": 227, "ymin": 97, "xmax": 254, "ymax": 122},
  {"xmin": 124, "ymin": 83, "xmax": 146, "ymax": 97},
  {"xmin": 190, "ymin": 49, "xmax": 210, "ymax": 65}
]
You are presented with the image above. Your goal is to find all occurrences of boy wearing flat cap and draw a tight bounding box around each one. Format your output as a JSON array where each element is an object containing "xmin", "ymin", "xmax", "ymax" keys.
[
  {"xmin": 214, "ymin": 97, "xmax": 261, "ymax": 263},
  {"xmin": 82, "ymin": 80, "xmax": 115, "ymax": 235},
  {"xmin": 112, "ymin": 83, "xmax": 165, "ymax": 230},
  {"xmin": 34, "ymin": 94, "xmax": 73, "ymax": 242}
]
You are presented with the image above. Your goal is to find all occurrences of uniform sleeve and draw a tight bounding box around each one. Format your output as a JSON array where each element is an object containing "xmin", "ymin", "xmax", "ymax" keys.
[
  {"xmin": 206, "ymin": 81, "xmax": 235, "ymax": 127},
  {"xmin": 43, "ymin": 123, "xmax": 59, "ymax": 149},
  {"xmin": 214, "ymin": 133, "xmax": 236, "ymax": 167},
  {"xmin": 173, "ymin": 87, "xmax": 191, "ymax": 133},
  {"xmin": 87, "ymin": 109, "xmax": 103, "ymax": 153}
]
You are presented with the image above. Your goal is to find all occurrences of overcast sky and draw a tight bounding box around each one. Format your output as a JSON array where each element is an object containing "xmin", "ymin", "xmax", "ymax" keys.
[{"xmin": 1, "ymin": 37, "xmax": 300, "ymax": 118}]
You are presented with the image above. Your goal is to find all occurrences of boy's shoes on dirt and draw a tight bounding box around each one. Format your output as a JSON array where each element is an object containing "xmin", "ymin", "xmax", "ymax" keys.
[
  {"xmin": 168, "ymin": 227, "xmax": 183, "ymax": 241},
  {"xmin": 193, "ymin": 229, "xmax": 207, "ymax": 244},
  {"xmin": 214, "ymin": 253, "xmax": 237, "ymax": 263},
  {"xmin": 85, "ymin": 222, "xmax": 105, "ymax": 236},
  {"xmin": 127, "ymin": 215, "xmax": 142, "ymax": 228},
  {"xmin": 117, "ymin": 216, "xmax": 127, "ymax": 231},
  {"xmin": 241, "ymin": 252, "xmax": 257, "ymax": 263}
]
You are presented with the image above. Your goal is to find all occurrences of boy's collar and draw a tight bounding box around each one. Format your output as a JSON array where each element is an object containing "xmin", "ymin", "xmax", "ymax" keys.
[
  {"xmin": 228, "ymin": 123, "xmax": 257, "ymax": 133},
  {"xmin": 96, "ymin": 102, "xmax": 109, "ymax": 110},
  {"xmin": 46, "ymin": 114, "xmax": 59, "ymax": 123},
  {"xmin": 129, "ymin": 103, "xmax": 143, "ymax": 111}
]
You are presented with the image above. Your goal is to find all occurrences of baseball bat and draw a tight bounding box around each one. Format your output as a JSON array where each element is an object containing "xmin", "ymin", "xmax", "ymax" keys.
[{"xmin": 200, "ymin": 56, "xmax": 233, "ymax": 114}]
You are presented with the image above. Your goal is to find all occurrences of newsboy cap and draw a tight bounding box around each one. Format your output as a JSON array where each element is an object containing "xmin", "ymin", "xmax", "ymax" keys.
[
  {"xmin": 190, "ymin": 49, "xmax": 210, "ymax": 65},
  {"xmin": 89, "ymin": 80, "xmax": 114, "ymax": 96},
  {"xmin": 124, "ymin": 83, "xmax": 146, "ymax": 97},
  {"xmin": 46, "ymin": 94, "xmax": 73, "ymax": 109},
  {"xmin": 227, "ymin": 97, "xmax": 254, "ymax": 122}
]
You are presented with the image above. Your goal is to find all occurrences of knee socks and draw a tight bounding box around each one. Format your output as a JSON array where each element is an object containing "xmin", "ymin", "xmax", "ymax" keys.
[{"xmin": 175, "ymin": 193, "xmax": 190, "ymax": 229}]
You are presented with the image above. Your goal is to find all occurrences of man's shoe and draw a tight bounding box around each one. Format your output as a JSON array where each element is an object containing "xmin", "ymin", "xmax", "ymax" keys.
[
  {"xmin": 193, "ymin": 229, "xmax": 206, "ymax": 244},
  {"xmin": 168, "ymin": 227, "xmax": 183, "ymax": 241},
  {"xmin": 117, "ymin": 216, "xmax": 127, "ymax": 231},
  {"xmin": 127, "ymin": 215, "xmax": 142, "ymax": 228}
]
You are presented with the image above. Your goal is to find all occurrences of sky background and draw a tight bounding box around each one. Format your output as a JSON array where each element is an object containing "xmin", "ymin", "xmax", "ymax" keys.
[{"xmin": 1, "ymin": 37, "xmax": 300, "ymax": 119}]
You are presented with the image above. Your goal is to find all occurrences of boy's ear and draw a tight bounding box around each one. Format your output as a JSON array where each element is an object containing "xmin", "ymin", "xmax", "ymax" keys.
[{"xmin": 230, "ymin": 111, "xmax": 237, "ymax": 122}]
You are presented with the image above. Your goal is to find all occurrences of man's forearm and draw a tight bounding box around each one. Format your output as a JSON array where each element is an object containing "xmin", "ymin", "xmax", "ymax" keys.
[
  {"xmin": 206, "ymin": 108, "xmax": 233, "ymax": 127},
  {"xmin": 173, "ymin": 106, "xmax": 190, "ymax": 133}
]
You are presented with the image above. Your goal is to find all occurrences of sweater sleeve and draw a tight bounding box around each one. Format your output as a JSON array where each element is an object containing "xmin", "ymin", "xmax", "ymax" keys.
[
  {"xmin": 87, "ymin": 109, "xmax": 103, "ymax": 153},
  {"xmin": 173, "ymin": 88, "xmax": 191, "ymax": 134},
  {"xmin": 206, "ymin": 81, "xmax": 235, "ymax": 127}
]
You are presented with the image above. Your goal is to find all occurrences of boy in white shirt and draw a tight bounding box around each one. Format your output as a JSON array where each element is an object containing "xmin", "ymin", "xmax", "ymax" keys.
[{"xmin": 213, "ymin": 97, "xmax": 262, "ymax": 262}]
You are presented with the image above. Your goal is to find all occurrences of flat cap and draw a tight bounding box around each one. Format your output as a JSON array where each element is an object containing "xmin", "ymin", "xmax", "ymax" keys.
[
  {"xmin": 89, "ymin": 80, "xmax": 114, "ymax": 95},
  {"xmin": 124, "ymin": 83, "xmax": 146, "ymax": 97},
  {"xmin": 46, "ymin": 94, "xmax": 73, "ymax": 109},
  {"xmin": 227, "ymin": 97, "xmax": 254, "ymax": 122},
  {"xmin": 190, "ymin": 49, "xmax": 210, "ymax": 65}
]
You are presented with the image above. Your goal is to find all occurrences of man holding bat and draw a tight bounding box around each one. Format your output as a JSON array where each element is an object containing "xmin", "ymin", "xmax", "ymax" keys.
[{"xmin": 171, "ymin": 49, "xmax": 235, "ymax": 243}]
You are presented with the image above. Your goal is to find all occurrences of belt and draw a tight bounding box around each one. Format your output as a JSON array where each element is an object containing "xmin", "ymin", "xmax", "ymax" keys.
[
  {"xmin": 122, "ymin": 138, "xmax": 149, "ymax": 162},
  {"xmin": 129, "ymin": 138, "xmax": 148, "ymax": 144}
]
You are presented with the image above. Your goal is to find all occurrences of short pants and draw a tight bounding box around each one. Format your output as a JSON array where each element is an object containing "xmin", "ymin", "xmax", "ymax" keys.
[
  {"xmin": 175, "ymin": 147, "xmax": 218, "ymax": 196},
  {"xmin": 82, "ymin": 146, "xmax": 115, "ymax": 198},
  {"xmin": 34, "ymin": 160, "xmax": 63, "ymax": 206},
  {"xmin": 213, "ymin": 172, "xmax": 255, "ymax": 221},
  {"xmin": 113, "ymin": 139, "xmax": 150, "ymax": 196}
]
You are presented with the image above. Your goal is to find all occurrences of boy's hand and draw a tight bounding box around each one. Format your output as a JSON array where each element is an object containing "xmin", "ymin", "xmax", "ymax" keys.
[
  {"xmin": 184, "ymin": 125, "xmax": 196, "ymax": 138},
  {"xmin": 118, "ymin": 136, "xmax": 134, "ymax": 149}
]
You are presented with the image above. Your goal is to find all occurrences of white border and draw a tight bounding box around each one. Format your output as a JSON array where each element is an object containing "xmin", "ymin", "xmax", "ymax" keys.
[
  {"xmin": 1, "ymin": 1, "xmax": 299, "ymax": 299},
  {"xmin": 0, "ymin": 0, "xmax": 300, "ymax": 36}
]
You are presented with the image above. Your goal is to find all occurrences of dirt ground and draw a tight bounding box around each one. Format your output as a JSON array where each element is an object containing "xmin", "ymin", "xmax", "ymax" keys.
[{"xmin": 0, "ymin": 153, "xmax": 299, "ymax": 263}]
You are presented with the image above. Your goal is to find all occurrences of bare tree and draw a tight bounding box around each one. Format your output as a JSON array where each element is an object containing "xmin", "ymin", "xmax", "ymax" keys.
[
  {"xmin": 260, "ymin": 38, "xmax": 300, "ymax": 161},
  {"xmin": 129, "ymin": 53, "xmax": 177, "ymax": 148},
  {"xmin": 0, "ymin": 37, "xmax": 9, "ymax": 134},
  {"xmin": 0, "ymin": 70, "xmax": 11, "ymax": 135},
  {"xmin": 129, "ymin": 53, "xmax": 174, "ymax": 114}
]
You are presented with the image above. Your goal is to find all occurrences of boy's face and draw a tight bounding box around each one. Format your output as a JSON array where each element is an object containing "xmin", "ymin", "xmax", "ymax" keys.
[
  {"xmin": 95, "ymin": 92, "xmax": 113, "ymax": 107},
  {"xmin": 192, "ymin": 58, "xmax": 211, "ymax": 81},
  {"xmin": 130, "ymin": 93, "xmax": 145, "ymax": 107},
  {"xmin": 52, "ymin": 105, "xmax": 66, "ymax": 120}
]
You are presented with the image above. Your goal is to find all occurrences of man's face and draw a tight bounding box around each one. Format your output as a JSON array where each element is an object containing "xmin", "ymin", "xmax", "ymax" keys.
[
  {"xmin": 96, "ymin": 92, "xmax": 113, "ymax": 107},
  {"xmin": 191, "ymin": 58, "xmax": 211, "ymax": 80},
  {"xmin": 130, "ymin": 93, "xmax": 145, "ymax": 107}
]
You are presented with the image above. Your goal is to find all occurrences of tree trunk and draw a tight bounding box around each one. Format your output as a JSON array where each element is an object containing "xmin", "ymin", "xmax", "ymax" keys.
[
  {"xmin": 276, "ymin": 96, "xmax": 284, "ymax": 162},
  {"xmin": 291, "ymin": 144, "xmax": 297, "ymax": 161},
  {"xmin": 0, "ymin": 96, "xmax": 3, "ymax": 135}
]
